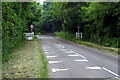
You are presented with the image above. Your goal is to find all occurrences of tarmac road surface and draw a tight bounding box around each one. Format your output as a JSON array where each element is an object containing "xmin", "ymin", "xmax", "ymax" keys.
[{"xmin": 38, "ymin": 34, "xmax": 119, "ymax": 79}]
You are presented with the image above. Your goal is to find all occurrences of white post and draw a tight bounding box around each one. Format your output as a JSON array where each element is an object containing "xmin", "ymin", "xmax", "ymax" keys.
[
  {"xmin": 81, "ymin": 32, "xmax": 82, "ymax": 39},
  {"xmin": 76, "ymin": 26, "xmax": 83, "ymax": 39},
  {"xmin": 76, "ymin": 32, "xmax": 77, "ymax": 39}
]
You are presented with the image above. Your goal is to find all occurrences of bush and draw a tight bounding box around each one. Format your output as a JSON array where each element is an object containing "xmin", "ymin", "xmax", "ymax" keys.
[{"xmin": 2, "ymin": 2, "xmax": 39, "ymax": 62}]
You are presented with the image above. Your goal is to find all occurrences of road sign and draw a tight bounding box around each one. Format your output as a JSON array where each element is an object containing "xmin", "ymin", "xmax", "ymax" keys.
[{"xmin": 30, "ymin": 25, "xmax": 34, "ymax": 28}]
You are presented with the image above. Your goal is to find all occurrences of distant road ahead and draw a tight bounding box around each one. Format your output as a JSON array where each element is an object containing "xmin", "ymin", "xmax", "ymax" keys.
[{"xmin": 38, "ymin": 34, "xmax": 119, "ymax": 79}]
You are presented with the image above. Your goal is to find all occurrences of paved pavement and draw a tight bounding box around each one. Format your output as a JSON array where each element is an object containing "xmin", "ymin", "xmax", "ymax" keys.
[{"xmin": 38, "ymin": 34, "xmax": 119, "ymax": 79}]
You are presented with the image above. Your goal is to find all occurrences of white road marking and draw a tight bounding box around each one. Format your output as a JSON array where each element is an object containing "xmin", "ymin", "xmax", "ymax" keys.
[
  {"xmin": 42, "ymin": 47, "xmax": 46, "ymax": 49},
  {"xmin": 64, "ymin": 51, "xmax": 73, "ymax": 53},
  {"xmin": 51, "ymin": 68, "xmax": 69, "ymax": 73},
  {"xmin": 43, "ymin": 50, "xmax": 49, "ymax": 52},
  {"xmin": 75, "ymin": 52, "xmax": 86, "ymax": 59},
  {"xmin": 86, "ymin": 66, "xmax": 102, "ymax": 70},
  {"xmin": 102, "ymin": 67, "xmax": 120, "ymax": 77},
  {"xmin": 62, "ymin": 46, "xmax": 65, "ymax": 48},
  {"xmin": 55, "ymin": 37, "xmax": 59, "ymax": 39},
  {"xmin": 113, "ymin": 77, "xmax": 120, "ymax": 79},
  {"xmin": 58, "ymin": 44, "xmax": 65, "ymax": 48},
  {"xmin": 74, "ymin": 59, "xmax": 88, "ymax": 62},
  {"xmin": 44, "ymin": 52, "xmax": 50, "ymax": 54},
  {"xmin": 46, "ymin": 56, "xmax": 57, "ymax": 58},
  {"xmin": 49, "ymin": 37, "xmax": 54, "ymax": 39},
  {"xmin": 60, "ymin": 49, "xmax": 68, "ymax": 50},
  {"xmin": 58, "ymin": 44, "xmax": 63, "ymax": 46},
  {"xmin": 48, "ymin": 61, "xmax": 63, "ymax": 64},
  {"xmin": 68, "ymin": 54, "xmax": 79, "ymax": 57}
]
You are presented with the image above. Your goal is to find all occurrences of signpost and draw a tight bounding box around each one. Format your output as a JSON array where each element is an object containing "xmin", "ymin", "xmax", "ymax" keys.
[
  {"xmin": 76, "ymin": 25, "xmax": 82, "ymax": 39},
  {"xmin": 24, "ymin": 24, "xmax": 35, "ymax": 40},
  {"xmin": 30, "ymin": 24, "xmax": 34, "ymax": 32}
]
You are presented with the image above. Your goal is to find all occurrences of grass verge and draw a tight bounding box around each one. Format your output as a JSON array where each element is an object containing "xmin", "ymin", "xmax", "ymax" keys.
[
  {"xmin": 2, "ymin": 37, "xmax": 48, "ymax": 78},
  {"xmin": 35, "ymin": 37, "xmax": 48, "ymax": 78},
  {"xmin": 0, "ymin": 40, "xmax": 2, "ymax": 79},
  {"xmin": 55, "ymin": 32, "xmax": 118, "ymax": 55}
]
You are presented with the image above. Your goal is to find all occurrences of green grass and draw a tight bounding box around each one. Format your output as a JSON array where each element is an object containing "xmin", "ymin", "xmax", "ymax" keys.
[
  {"xmin": 2, "ymin": 36, "xmax": 48, "ymax": 78},
  {"xmin": 0, "ymin": 40, "xmax": 2, "ymax": 79},
  {"xmin": 35, "ymin": 37, "xmax": 48, "ymax": 78},
  {"xmin": 55, "ymin": 32, "xmax": 118, "ymax": 55},
  {"xmin": 2, "ymin": 41, "xmax": 26, "ymax": 63}
]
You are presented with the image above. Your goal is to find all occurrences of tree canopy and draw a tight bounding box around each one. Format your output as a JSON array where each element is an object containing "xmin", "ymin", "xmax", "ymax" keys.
[{"xmin": 38, "ymin": 2, "xmax": 120, "ymax": 48}]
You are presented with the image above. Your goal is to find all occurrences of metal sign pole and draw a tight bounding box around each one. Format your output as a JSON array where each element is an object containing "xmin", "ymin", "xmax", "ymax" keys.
[
  {"xmin": 30, "ymin": 25, "xmax": 34, "ymax": 33},
  {"xmin": 77, "ymin": 26, "xmax": 80, "ymax": 39}
]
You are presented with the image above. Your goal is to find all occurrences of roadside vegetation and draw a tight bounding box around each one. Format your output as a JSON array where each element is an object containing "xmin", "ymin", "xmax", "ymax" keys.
[
  {"xmin": 2, "ymin": 2, "xmax": 48, "ymax": 78},
  {"xmin": 56, "ymin": 32, "xmax": 118, "ymax": 55},
  {"xmin": 0, "ymin": 40, "xmax": 2, "ymax": 79},
  {"xmin": 2, "ymin": 2, "xmax": 42, "ymax": 62},
  {"xmin": 2, "ymin": 37, "xmax": 48, "ymax": 78}
]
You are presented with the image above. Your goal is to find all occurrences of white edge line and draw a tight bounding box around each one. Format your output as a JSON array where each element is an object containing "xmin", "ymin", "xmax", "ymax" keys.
[
  {"xmin": 51, "ymin": 68, "xmax": 69, "ymax": 73},
  {"xmin": 48, "ymin": 61, "xmax": 63, "ymax": 64},
  {"xmin": 102, "ymin": 67, "xmax": 120, "ymax": 77},
  {"xmin": 46, "ymin": 56, "xmax": 57, "ymax": 58}
]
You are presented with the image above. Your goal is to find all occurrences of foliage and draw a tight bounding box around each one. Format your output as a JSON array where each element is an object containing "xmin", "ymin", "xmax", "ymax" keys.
[
  {"xmin": 56, "ymin": 32, "xmax": 118, "ymax": 54},
  {"xmin": 2, "ymin": 2, "xmax": 41, "ymax": 62},
  {"xmin": 80, "ymin": 2, "xmax": 120, "ymax": 47},
  {"xmin": 40, "ymin": 2, "xmax": 120, "ymax": 48}
]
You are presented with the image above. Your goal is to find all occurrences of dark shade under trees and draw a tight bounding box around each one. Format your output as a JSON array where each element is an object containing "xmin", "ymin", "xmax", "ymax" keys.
[{"xmin": 39, "ymin": 2, "xmax": 120, "ymax": 48}]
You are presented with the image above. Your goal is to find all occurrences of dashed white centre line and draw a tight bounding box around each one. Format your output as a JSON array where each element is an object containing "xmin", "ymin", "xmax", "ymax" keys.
[
  {"xmin": 48, "ymin": 61, "xmax": 63, "ymax": 64},
  {"xmin": 51, "ymin": 68, "xmax": 69, "ymax": 73},
  {"xmin": 102, "ymin": 67, "xmax": 120, "ymax": 77},
  {"xmin": 86, "ymin": 66, "xmax": 102, "ymax": 70}
]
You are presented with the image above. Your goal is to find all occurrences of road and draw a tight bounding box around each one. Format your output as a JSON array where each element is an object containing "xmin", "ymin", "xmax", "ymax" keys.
[{"xmin": 38, "ymin": 34, "xmax": 119, "ymax": 79}]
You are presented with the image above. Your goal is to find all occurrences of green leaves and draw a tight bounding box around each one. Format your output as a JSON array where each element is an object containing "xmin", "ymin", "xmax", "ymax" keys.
[
  {"xmin": 2, "ymin": 2, "xmax": 41, "ymax": 62},
  {"xmin": 40, "ymin": 2, "xmax": 119, "ymax": 48}
]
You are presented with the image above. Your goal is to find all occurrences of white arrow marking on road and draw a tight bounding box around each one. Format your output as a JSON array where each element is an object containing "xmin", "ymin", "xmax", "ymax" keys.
[
  {"xmin": 48, "ymin": 61, "xmax": 63, "ymax": 64},
  {"xmin": 46, "ymin": 56, "xmax": 57, "ymax": 58},
  {"xmin": 51, "ymin": 68, "xmax": 69, "ymax": 73},
  {"xmin": 68, "ymin": 54, "xmax": 79, "ymax": 57},
  {"xmin": 86, "ymin": 66, "xmax": 102, "ymax": 70},
  {"xmin": 74, "ymin": 59, "xmax": 88, "ymax": 62},
  {"xmin": 102, "ymin": 67, "xmax": 120, "ymax": 77}
]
